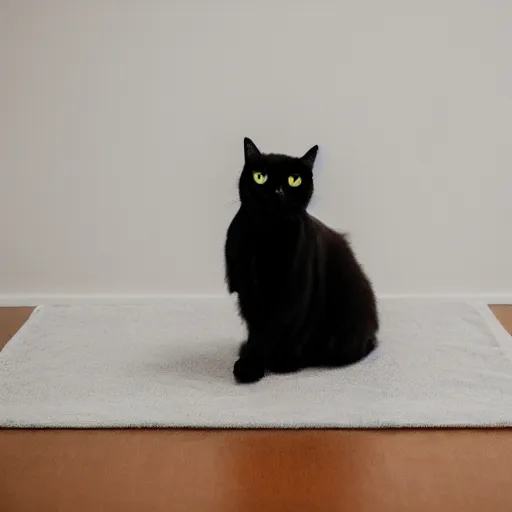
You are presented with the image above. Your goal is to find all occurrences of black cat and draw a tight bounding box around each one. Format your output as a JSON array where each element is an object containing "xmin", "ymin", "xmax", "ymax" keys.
[{"xmin": 225, "ymin": 138, "xmax": 378, "ymax": 384}]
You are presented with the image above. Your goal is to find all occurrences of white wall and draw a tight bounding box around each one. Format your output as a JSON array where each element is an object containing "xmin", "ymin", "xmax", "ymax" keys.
[{"xmin": 1, "ymin": 0, "xmax": 511, "ymax": 301}]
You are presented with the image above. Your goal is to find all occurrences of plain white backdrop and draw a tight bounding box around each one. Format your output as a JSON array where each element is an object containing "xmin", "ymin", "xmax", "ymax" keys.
[{"xmin": 1, "ymin": 0, "xmax": 511, "ymax": 303}]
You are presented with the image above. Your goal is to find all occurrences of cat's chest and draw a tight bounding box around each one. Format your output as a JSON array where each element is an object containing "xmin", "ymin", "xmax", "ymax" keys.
[{"xmin": 243, "ymin": 224, "xmax": 298, "ymax": 276}]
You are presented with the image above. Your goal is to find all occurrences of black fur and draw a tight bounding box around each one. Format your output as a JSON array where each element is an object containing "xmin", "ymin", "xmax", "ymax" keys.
[{"xmin": 225, "ymin": 138, "xmax": 378, "ymax": 384}]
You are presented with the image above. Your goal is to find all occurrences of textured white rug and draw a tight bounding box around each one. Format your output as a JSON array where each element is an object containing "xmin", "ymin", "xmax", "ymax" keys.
[{"xmin": 1, "ymin": 299, "xmax": 511, "ymax": 428}]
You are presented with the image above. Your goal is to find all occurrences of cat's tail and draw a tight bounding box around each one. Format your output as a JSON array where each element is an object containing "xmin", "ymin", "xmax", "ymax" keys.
[{"xmin": 368, "ymin": 335, "xmax": 378, "ymax": 352}]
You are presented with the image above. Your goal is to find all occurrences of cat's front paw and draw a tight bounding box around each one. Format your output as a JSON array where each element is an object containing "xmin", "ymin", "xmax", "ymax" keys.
[{"xmin": 233, "ymin": 357, "xmax": 265, "ymax": 384}]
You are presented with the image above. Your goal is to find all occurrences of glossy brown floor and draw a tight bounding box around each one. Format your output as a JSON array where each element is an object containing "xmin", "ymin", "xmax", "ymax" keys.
[{"xmin": 1, "ymin": 306, "xmax": 512, "ymax": 512}]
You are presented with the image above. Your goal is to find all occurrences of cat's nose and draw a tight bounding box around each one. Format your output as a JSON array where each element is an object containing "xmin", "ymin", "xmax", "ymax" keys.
[{"xmin": 275, "ymin": 187, "xmax": 284, "ymax": 198}]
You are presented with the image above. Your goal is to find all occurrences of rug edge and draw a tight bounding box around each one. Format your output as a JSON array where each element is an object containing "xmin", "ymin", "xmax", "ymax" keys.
[{"xmin": 472, "ymin": 301, "xmax": 512, "ymax": 363}]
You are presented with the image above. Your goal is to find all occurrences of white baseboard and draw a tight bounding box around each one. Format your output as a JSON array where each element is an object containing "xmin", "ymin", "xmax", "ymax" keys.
[
  {"xmin": 0, "ymin": 294, "xmax": 229, "ymax": 307},
  {"xmin": 0, "ymin": 293, "xmax": 511, "ymax": 307},
  {"xmin": 381, "ymin": 294, "xmax": 512, "ymax": 305}
]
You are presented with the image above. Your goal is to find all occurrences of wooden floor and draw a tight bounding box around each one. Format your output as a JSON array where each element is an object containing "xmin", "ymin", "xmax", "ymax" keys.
[{"xmin": 1, "ymin": 306, "xmax": 512, "ymax": 512}]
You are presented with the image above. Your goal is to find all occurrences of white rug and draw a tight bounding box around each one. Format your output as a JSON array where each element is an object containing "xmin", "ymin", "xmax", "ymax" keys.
[{"xmin": 1, "ymin": 299, "xmax": 511, "ymax": 428}]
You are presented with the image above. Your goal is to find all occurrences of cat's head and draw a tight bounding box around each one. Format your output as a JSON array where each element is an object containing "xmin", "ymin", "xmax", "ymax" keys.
[{"xmin": 238, "ymin": 138, "xmax": 318, "ymax": 215}]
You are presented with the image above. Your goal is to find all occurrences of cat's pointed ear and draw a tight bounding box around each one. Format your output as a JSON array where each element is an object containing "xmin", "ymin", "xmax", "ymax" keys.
[
  {"xmin": 300, "ymin": 145, "xmax": 319, "ymax": 170},
  {"xmin": 244, "ymin": 137, "xmax": 261, "ymax": 163}
]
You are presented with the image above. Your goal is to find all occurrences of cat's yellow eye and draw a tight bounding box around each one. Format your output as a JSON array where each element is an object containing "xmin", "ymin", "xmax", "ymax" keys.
[
  {"xmin": 253, "ymin": 171, "xmax": 268, "ymax": 185},
  {"xmin": 288, "ymin": 175, "xmax": 302, "ymax": 187}
]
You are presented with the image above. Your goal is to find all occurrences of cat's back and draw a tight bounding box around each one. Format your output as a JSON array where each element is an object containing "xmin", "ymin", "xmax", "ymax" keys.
[
  {"xmin": 304, "ymin": 213, "xmax": 351, "ymax": 251},
  {"xmin": 303, "ymin": 213, "xmax": 366, "ymax": 282}
]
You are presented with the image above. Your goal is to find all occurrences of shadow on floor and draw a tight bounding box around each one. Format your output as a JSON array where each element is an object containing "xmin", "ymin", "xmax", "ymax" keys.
[{"xmin": 140, "ymin": 341, "xmax": 240, "ymax": 385}]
